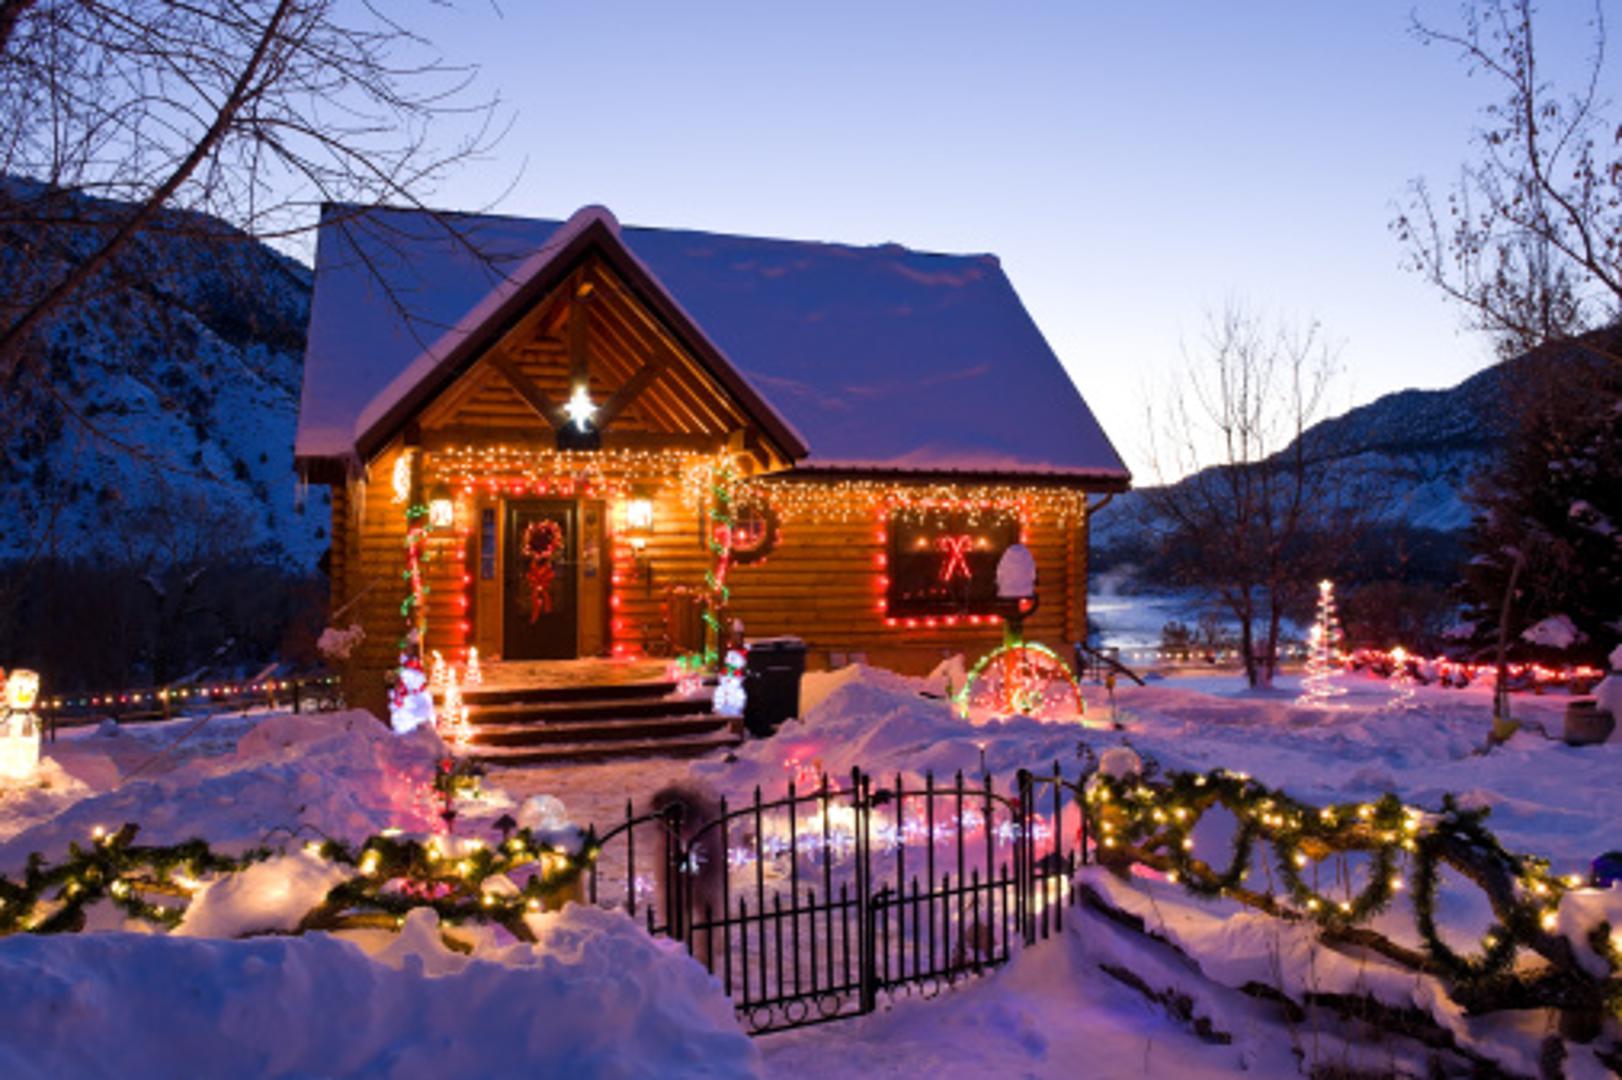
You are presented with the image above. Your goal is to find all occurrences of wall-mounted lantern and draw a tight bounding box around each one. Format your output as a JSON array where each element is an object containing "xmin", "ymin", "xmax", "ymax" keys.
[
  {"xmin": 428, "ymin": 483, "xmax": 455, "ymax": 530},
  {"xmin": 625, "ymin": 496, "xmax": 655, "ymax": 585}
]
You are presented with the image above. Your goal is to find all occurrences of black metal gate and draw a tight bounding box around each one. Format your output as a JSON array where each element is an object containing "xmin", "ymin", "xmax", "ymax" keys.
[{"xmin": 587, "ymin": 764, "xmax": 1087, "ymax": 1034}]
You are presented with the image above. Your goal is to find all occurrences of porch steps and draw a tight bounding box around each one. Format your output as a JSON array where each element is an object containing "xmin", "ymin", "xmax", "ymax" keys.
[
  {"xmin": 471, "ymin": 728, "xmax": 740, "ymax": 766},
  {"xmin": 460, "ymin": 680, "xmax": 680, "ymax": 708},
  {"xmin": 462, "ymin": 694, "xmax": 715, "ymax": 726},
  {"xmin": 457, "ymin": 678, "xmax": 739, "ymax": 765}
]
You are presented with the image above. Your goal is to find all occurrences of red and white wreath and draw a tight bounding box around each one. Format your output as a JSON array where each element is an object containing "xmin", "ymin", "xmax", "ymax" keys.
[{"xmin": 521, "ymin": 519, "xmax": 565, "ymax": 622}]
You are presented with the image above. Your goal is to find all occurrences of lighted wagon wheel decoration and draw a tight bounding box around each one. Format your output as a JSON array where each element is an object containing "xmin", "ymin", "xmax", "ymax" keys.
[
  {"xmin": 521, "ymin": 519, "xmax": 565, "ymax": 622},
  {"xmin": 954, "ymin": 640, "xmax": 1084, "ymax": 722}
]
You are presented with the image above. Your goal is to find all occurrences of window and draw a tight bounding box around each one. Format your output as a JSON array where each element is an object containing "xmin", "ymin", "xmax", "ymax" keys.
[
  {"xmin": 480, "ymin": 508, "xmax": 497, "ymax": 580},
  {"xmin": 886, "ymin": 508, "xmax": 1020, "ymax": 618}
]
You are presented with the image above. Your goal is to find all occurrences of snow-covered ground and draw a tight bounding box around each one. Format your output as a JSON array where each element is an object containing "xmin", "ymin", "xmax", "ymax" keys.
[{"xmin": 0, "ymin": 664, "xmax": 1616, "ymax": 1077}]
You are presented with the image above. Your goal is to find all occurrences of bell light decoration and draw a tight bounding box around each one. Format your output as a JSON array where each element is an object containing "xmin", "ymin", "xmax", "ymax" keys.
[{"xmin": 0, "ymin": 668, "xmax": 42, "ymax": 781}]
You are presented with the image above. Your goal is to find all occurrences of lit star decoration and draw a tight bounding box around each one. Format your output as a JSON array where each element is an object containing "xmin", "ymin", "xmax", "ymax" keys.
[{"xmin": 562, "ymin": 385, "xmax": 597, "ymax": 431}]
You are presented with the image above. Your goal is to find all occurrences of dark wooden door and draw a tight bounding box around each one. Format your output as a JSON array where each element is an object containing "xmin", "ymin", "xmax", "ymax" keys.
[{"xmin": 504, "ymin": 500, "xmax": 578, "ymax": 660}]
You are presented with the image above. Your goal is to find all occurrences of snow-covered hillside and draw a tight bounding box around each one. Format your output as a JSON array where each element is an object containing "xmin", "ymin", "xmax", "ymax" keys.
[
  {"xmin": 1094, "ymin": 362, "xmax": 1510, "ymax": 555},
  {"xmin": 1, "ymin": 181, "xmax": 326, "ymax": 570}
]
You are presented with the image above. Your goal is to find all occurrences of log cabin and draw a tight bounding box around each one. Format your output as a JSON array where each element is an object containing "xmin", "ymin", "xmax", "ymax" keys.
[{"xmin": 294, "ymin": 205, "xmax": 1129, "ymax": 719}]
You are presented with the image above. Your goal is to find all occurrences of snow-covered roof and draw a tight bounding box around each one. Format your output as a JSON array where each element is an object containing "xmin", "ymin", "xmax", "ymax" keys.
[{"xmin": 297, "ymin": 204, "xmax": 1130, "ymax": 484}]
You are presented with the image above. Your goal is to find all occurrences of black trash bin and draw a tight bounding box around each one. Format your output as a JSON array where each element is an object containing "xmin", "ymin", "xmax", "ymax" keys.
[{"xmin": 743, "ymin": 636, "xmax": 806, "ymax": 738}]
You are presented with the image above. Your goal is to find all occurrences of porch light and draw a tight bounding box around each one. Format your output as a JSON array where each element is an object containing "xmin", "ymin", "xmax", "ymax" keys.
[
  {"xmin": 427, "ymin": 484, "xmax": 455, "ymax": 530},
  {"xmin": 626, "ymin": 498, "xmax": 655, "ymax": 545},
  {"xmin": 624, "ymin": 495, "xmax": 656, "ymax": 586}
]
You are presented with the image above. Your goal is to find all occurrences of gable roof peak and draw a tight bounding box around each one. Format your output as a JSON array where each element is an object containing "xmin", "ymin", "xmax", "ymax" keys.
[{"xmin": 568, "ymin": 204, "xmax": 620, "ymax": 234}]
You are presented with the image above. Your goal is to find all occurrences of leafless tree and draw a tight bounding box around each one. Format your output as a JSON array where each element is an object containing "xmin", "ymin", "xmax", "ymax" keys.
[
  {"xmin": 1143, "ymin": 306, "xmax": 1362, "ymax": 688},
  {"xmin": 1393, "ymin": 0, "xmax": 1621, "ymax": 696},
  {"xmin": 1393, "ymin": 0, "xmax": 1620, "ymax": 359},
  {"xmin": 0, "ymin": 0, "xmax": 505, "ymax": 416}
]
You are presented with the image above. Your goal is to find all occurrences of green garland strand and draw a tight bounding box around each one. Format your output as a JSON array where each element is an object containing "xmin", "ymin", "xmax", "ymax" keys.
[
  {"xmin": 700, "ymin": 461, "xmax": 735, "ymax": 668},
  {"xmin": 0, "ymin": 821, "xmax": 599, "ymax": 939},
  {"xmin": 1082, "ymin": 766, "xmax": 1597, "ymax": 996},
  {"xmin": 1410, "ymin": 795, "xmax": 1531, "ymax": 983}
]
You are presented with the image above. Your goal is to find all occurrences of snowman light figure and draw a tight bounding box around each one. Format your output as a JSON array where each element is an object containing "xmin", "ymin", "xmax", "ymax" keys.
[
  {"xmin": 713, "ymin": 648, "xmax": 748, "ymax": 719},
  {"xmin": 389, "ymin": 651, "xmax": 436, "ymax": 735},
  {"xmin": 0, "ymin": 668, "xmax": 42, "ymax": 781}
]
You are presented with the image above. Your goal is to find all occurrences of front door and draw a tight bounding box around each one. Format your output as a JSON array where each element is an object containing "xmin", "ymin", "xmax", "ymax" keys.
[{"xmin": 504, "ymin": 500, "xmax": 578, "ymax": 660}]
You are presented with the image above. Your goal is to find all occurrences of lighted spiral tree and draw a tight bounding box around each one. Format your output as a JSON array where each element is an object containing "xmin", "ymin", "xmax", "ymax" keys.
[{"xmin": 1296, "ymin": 579, "xmax": 1346, "ymax": 707}]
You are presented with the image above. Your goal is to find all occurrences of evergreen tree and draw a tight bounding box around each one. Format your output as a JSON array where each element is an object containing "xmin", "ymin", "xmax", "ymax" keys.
[{"xmin": 1459, "ymin": 333, "xmax": 1622, "ymax": 667}]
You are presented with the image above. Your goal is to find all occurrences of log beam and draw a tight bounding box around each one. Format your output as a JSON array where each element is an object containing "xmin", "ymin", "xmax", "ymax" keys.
[
  {"xmin": 487, "ymin": 349, "xmax": 561, "ymax": 429},
  {"xmin": 568, "ymin": 280, "xmax": 593, "ymax": 387},
  {"xmin": 595, "ymin": 349, "xmax": 670, "ymax": 429}
]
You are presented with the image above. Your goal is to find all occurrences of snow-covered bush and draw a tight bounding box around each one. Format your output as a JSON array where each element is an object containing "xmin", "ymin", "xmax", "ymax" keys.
[{"xmin": 315, "ymin": 623, "xmax": 365, "ymax": 663}]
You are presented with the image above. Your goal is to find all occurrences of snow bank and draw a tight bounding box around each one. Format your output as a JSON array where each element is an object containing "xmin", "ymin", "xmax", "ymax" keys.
[
  {"xmin": 0, "ymin": 757, "xmax": 94, "ymax": 844},
  {"xmin": 696, "ymin": 664, "xmax": 1088, "ymax": 795},
  {"xmin": 0, "ymin": 710, "xmax": 449, "ymax": 874},
  {"xmin": 175, "ymin": 851, "xmax": 351, "ymax": 939},
  {"xmin": 0, "ymin": 904, "xmax": 759, "ymax": 1079}
]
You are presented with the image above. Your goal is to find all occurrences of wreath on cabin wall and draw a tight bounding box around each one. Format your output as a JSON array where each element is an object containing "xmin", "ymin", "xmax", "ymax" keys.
[
  {"xmin": 521, "ymin": 520, "xmax": 565, "ymax": 622},
  {"xmin": 725, "ymin": 497, "xmax": 779, "ymax": 566}
]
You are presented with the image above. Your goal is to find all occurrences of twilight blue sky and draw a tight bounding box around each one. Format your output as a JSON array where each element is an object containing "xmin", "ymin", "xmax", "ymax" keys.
[{"xmin": 410, "ymin": 1, "xmax": 1612, "ymax": 477}]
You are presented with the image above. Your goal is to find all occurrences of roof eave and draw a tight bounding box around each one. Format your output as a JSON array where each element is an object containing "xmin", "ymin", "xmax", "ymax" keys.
[{"xmin": 772, "ymin": 462, "xmax": 1132, "ymax": 493}]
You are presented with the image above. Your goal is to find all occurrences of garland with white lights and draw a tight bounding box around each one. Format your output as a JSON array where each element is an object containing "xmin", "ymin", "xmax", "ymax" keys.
[
  {"xmin": 1409, "ymin": 794, "xmax": 1539, "ymax": 984},
  {"xmin": 1082, "ymin": 765, "xmax": 1617, "ymax": 1012},
  {"xmin": 0, "ymin": 825, "xmax": 272, "ymax": 933},
  {"xmin": 0, "ymin": 821, "xmax": 598, "ymax": 942}
]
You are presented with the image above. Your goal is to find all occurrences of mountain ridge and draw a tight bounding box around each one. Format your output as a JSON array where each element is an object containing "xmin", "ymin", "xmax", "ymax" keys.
[{"xmin": 1, "ymin": 181, "xmax": 327, "ymax": 570}]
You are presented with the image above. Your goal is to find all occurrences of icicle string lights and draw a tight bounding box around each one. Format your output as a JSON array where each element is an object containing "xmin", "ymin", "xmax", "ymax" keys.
[{"xmin": 421, "ymin": 444, "xmax": 1091, "ymax": 526}]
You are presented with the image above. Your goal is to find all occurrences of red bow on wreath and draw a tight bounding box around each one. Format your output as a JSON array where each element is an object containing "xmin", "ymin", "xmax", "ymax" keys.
[{"xmin": 522, "ymin": 519, "xmax": 564, "ymax": 622}]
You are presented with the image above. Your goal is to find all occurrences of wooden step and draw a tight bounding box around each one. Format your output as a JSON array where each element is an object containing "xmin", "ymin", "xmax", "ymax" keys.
[
  {"xmin": 471, "ymin": 713, "xmax": 730, "ymax": 747},
  {"xmin": 466, "ymin": 694, "xmax": 713, "ymax": 727},
  {"xmin": 473, "ymin": 728, "xmax": 741, "ymax": 766},
  {"xmin": 457, "ymin": 680, "xmax": 680, "ymax": 707}
]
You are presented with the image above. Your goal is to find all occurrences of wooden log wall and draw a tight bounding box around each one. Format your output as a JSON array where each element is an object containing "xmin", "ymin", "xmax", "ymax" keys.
[
  {"xmin": 329, "ymin": 440, "xmax": 413, "ymax": 715},
  {"xmin": 330, "ymin": 451, "xmax": 1094, "ymax": 698},
  {"xmin": 607, "ymin": 479, "xmax": 710, "ymax": 656},
  {"xmin": 721, "ymin": 502, "xmax": 1087, "ymax": 674}
]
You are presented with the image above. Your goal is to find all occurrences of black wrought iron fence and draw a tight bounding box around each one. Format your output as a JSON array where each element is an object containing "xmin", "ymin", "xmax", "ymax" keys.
[{"xmin": 586, "ymin": 763, "xmax": 1091, "ymax": 1034}]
